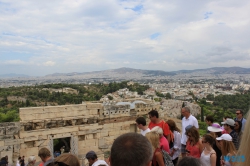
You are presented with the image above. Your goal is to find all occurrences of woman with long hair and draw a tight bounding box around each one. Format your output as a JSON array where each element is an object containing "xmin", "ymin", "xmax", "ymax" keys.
[
  {"xmin": 200, "ymin": 134, "xmax": 216, "ymax": 166},
  {"xmin": 151, "ymin": 126, "xmax": 170, "ymax": 153},
  {"xmin": 145, "ymin": 131, "xmax": 165, "ymax": 166},
  {"xmin": 50, "ymin": 153, "xmax": 80, "ymax": 166},
  {"xmin": 166, "ymin": 119, "xmax": 181, "ymax": 166},
  {"xmin": 207, "ymin": 123, "xmax": 223, "ymax": 166},
  {"xmin": 234, "ymin": 120, "xmax": 242, "ymax": 147},
  {"xmin": 185, "ymin": 126, "xmax": 203, "ymax": 158},
  {"xmin": 216, "ymin": 134, "xmax": 236, "ymax": 166}
]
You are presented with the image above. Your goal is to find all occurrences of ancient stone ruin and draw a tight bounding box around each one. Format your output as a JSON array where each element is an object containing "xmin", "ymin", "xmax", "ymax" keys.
[{"xmin": 0, "ymin": 99, "xmax": 200, "ymax": 165}]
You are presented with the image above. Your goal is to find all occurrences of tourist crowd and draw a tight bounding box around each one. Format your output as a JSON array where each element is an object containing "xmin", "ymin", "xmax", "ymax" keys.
[{"xmin": 12, "ymin": 107, "xmax": 248, "ymax": 166}]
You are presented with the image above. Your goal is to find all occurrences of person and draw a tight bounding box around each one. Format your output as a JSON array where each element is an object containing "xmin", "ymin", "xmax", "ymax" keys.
[
  {"xmin": 60, "ymin": 146, "xmax": 65, "ymax": 154},
  {"xmin": 234, "ymin": 109, "xmax": 246, "ymax": 132},
  {"xmin": 236, "ymin": 111, "xmax": 250, "ymax": 166},
  {"xmin": 16, "ymin": 156, "xmax": 21, "ymax": 166},
  {"xmin": 19, "ymin": 156, "xmax": 25, "ymax": 166},
  {"xmin": 0, "ymin": 157, "xmax": 7, "ymax": 166},
  {"xmin": 207, "ymin": 123, "xmax": 223, "ymax": 166},
  {"xmin": 145, "ymin": 132, "xmax": 165, "ymax": 166},
  {"xmin": 38, "ymin": 148, "xmax": 54, "ymax": 166},
  {"xmin": 136, "ymin": 117, "xmax": 150, "ymax": 136},
  {"xmin": 166, "ymin": 119, "xmax": 181, "ymax": 166},
  {"xmin": 148, "ymin": 110, "xmax": 171, "ymax": 142},
  {"xmin": 176, "ymin": 156, "xmax": 201, "ymax": 166},
  {"xmin": 185, "ymin": 126, "xmax": 202, "ymax": 158},
  {"xmin": 109, "ymin": 132, "xmax": 152, "ymax": 166},
  {"xmin": 234, "ymin": 120, "xmax": 243, "ymax": 147},
  {"xmin": 205, "ymin": 116, "xmax": 214, "ymax": 133},
  {"xmin": 27, "ymin": 156, "xmax": 36, "ymax": 166},
  {"xmin": 53, "ymin": 153, "xmax": 80, "ymax": 166},
  {"xmin": 216, "ymin": 134, "xmax": 236, "ymax": 166},
  {"xmin": 151, "ymin": 126, "xmax": 170, "ymax": 153},
  {"xmin": 86, "ymin": 151, "xmax": 108, "ymax": 166},
  {"xmin": 181, "ymin": 106, "xmax": 199, "ymax": 157},
  {"xmin": 200, "ymin": 134, "xmax": 216, "ymax": 166},
  {"xmin": 221, "ymin": 118, "xmax": 239, "ymax": 150}
]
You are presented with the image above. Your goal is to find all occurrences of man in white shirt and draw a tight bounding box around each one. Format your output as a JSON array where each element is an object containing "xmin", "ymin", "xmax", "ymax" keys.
[
  {"xmin": 86, "ymin": 151, "xmax": 108, "ymax": 166},
  {"xmin": 181, "ymin": 106, "xmax": 199, "ymax": 157},
  {"xmin": 136, "ymin": 117, "xmax": 150, "ymax": 136}
]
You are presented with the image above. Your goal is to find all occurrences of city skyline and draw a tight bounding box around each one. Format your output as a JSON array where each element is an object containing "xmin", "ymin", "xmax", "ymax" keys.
[{"xmin": 1, "ymin": 0, "xmax": 250, "ymax": 76}]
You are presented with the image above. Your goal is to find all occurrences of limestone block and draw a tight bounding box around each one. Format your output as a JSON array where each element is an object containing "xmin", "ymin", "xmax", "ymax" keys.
[
  {"xmin": 78, "ymin": 140, "xmax": 86, "ymax": 148},
  {"xmin": 84, "ymin": 139, "xmax": 97, "ymax": 147},
  {"xmin": 85, "ymin": 134, "xmax": 93, "ymax": 140},
  {"xmin": 98, "ymin": 139, "xmax": 108, "ymax": 149},
  {"xmin": 13, "ymin": 144, "xmax": 20, "ymax": 153},
  {"xmin": 20, "ymin": 141, "xmax": 34, "ymax": 149},
  {"xmin": 34, "ymin": 140, "xmax": 48, "ymax": 147},
  {"xmin": 103, "ymin": 123, "xmax": 114, "ymax": 129},
  {"xmin": 0, "ymin": 145, "xmax": 12, "ymax": 151},
  {"xmin": 5, "ymin": 126, "xmax": 19, "ymax": 135},
  {"xmin": 24, "ymin": 136, "xmax": 38, "ymax": 142},
  {"xmin": 0, "ymin": 141, "xmax": 4, "ymax": 146},
  {"xmin": 19, "ymin": 126, "xmax": 78, "ymax": 138},
  {"xmin": 20, "ymin": 147, "xmax": 38, "ymax": 158},
  {"xmin": 100, "ymin": 131, "xmax": 109, "ymax": 137},
  {"xmin": 4, "ymin": 139, "xmax": 24, "ymax": 146},
  {"xmin": 38, "ymin": 135, "xmax": 47, "ymax": 140},
  {"xmin": 0, "ymin": 127, "xmax": 5, "ymax": 136},
  {"xmin": 108, "ymin": 131, "xmax": 118, "ymax": 136},
  {"xmin": 89, "ymin": 109, "xmax": 98, "ymax": 115},
  {"xmin": 53, "ymin": 133, "xmax": 71, "ymax": 139}
]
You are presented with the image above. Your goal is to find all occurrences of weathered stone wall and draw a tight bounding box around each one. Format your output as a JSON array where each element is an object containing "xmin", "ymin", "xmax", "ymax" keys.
[
  {"xmin": 0, "ymin": 99, "xmax": 199, "ymax": 165},
  {"xmin": 161, "ymin": 100, "xmax": 201, "ymax": 119},
  {"xmin": 0, "ymin": 122, "xmax": 20, "ymax": 165}
]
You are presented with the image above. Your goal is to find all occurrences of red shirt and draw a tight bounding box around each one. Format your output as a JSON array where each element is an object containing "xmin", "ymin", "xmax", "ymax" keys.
[{"xmin": 148, "ymin": 120, "xmax": 170, "ymax": 136}]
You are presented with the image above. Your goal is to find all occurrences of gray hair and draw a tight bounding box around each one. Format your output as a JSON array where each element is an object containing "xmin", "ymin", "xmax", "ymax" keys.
[
  {"xmin": 150, "ymin": 126, "xmax": 163, "ymax": 136},
  {"xmin": 183, "ymin": 106, "xmax": 191, "ymax": 113}
]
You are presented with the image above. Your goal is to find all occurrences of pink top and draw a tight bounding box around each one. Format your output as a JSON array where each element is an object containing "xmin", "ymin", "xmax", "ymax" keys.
[
  {"xmin": 160, "ymin": 136, "xmax": 170, "ymax": 153},
  {"xmin": 186, "ymin": 140, "xmax": 201, "ymax": 158}
]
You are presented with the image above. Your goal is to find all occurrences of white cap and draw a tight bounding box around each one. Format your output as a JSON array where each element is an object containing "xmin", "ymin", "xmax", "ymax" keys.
[
  {"xmin": 216, "ymin": 134, "xmax": 232, "ymax": 141},
  {"xmin": 221, "ymin": 118, "xmax": 235, "ymax": 126}
]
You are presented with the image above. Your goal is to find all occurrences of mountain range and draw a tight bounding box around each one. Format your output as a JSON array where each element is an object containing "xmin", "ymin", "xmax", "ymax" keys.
[{"xmin": 1, "ymin": 67, "xmax": 250, "ymax": 78}]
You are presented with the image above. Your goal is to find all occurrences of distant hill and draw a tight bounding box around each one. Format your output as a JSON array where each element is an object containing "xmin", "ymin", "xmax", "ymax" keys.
[
  {"xmin": 46, "ymin": 67, "xmax": 250, "ymax": 77},
  {"xmin": 2, "ymin": 67, "xmax": 250, "ymax": 79},
  {"xmin": 175, "ymin": 67, "xmax": 250, "ymax": 74},
  {"xmin": 0, "ymin": 73, "xmax": 30, "ymax": 78}
]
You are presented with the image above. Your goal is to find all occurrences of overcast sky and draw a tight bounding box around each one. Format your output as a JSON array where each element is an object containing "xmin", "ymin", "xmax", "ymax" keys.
[{"xmin": 0, "ymin": 0, "xmax": 250, "ymax": 76}]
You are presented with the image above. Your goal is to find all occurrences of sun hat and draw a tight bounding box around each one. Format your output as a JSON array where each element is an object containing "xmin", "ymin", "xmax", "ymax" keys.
[
  {"xmin": 208, "ymin": 123, "xmax": 223, "ymax": 132},
  {"xmin": 216, "ymin": 134, "xmax": 232, "ymax": 141}
]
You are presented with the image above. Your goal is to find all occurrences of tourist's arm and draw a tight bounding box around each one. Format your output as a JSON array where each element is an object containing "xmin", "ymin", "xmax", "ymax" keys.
[
  {"xmin": 210, "ymin": 153, "xmax": 216, "ymax": 166},
  {"xmin": 155, "ymin": 151, "xmax": 165, "ymax": 166}
]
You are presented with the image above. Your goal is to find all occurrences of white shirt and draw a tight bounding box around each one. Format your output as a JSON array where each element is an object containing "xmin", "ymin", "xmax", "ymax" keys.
[
  {"xmin": 181, "ymin": 115, "xmax": 199, "ymax": 145},
  {"xmin": 170, "ymin": 130, "xmax": 181, "ymax": 160},
  {"xmin": 92, "ymin": 160, "xmax": 109, "ymax": 166},
  {"xmin": 141, "ymin": 128, "xmax": 150, "ymax": 136}
]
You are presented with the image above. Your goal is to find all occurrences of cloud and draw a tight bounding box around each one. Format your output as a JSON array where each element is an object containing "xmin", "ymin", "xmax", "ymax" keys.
[
  {"xmin": 0, "ymin": 0, "xmax": 250, "ymax": 75},
  {"xmin": 43, "ymin": 61, "xmax": 55, "ymax": 66}
]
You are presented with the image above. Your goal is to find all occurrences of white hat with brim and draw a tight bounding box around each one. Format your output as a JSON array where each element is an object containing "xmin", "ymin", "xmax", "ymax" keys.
[
  {"xmin": 208, "ymin": 123, "xmax": 223, "ymax": 132},
  {"xmin": 208, "ymin": 126, "xmax": 223, "ymax": 132},
  {"xmin": 216, "ymin": 134, "xmax": 232, "ymax": 141}
]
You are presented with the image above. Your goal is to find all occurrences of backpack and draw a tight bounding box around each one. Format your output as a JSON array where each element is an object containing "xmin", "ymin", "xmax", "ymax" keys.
[{"xmin": 161, "ymin": 149, "xmax": 174, "ymax": 166}]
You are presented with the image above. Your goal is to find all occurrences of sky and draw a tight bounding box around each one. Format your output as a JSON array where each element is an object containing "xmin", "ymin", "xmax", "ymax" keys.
[{"xmin": 0, "ymin": 0, "xmax": 250, "ymax": 76}]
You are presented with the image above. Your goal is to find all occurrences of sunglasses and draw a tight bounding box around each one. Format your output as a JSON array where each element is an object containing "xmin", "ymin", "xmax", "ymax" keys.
[
  {"xmin": 236, "ymin": 113, "xmax": 241, "ymax": 115},
  {"xmin": 202, "ymin": 141, "xmax": 207, "ymax": 143}
]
